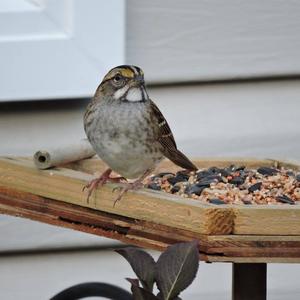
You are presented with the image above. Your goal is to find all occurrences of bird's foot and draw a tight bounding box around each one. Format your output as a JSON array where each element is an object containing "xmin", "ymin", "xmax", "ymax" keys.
[
  {"xmin": 106, "ymin": 176, "xmax": 127, "ymax": 183},
  {"xmin": 112, "ymin": 180, "xmax": 144, "ymax": 207},
  {"xmin": 83, "ymin": 168, "xmax": 127, "ymax": 203}
]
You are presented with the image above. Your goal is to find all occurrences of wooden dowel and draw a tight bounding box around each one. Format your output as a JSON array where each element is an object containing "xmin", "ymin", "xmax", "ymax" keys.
[{"xmin": 33, "ymin": 139, "xmax": 96, "ymax": 169}]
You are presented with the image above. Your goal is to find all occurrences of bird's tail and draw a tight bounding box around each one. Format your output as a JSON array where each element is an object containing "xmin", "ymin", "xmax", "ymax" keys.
[{"xmin": 167, "ymin": 148, "xmax": 198, "ymax": 171}]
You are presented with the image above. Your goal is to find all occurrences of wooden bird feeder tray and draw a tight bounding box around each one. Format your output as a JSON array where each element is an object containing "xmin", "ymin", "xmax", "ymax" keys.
[{"xmin": 1, "ymin": 156, "xmax": 300, "ymax": 263}]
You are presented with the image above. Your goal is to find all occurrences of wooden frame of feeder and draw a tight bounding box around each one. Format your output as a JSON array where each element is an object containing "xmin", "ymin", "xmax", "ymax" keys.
[{"xmin": 1, "ymin": 156, "xmax": 300, "ymax": 300}]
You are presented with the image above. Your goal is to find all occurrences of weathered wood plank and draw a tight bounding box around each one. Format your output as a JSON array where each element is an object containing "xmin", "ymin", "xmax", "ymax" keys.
[
  {"xmin": 0, "ymin": 157, "xmax": 234, "ymax": 235},
  {"xmin": 201, "ymin": 235, "xmax": 300, "ymax": 259},
  {"xmin": 0, "ymin": 187, "xmax": 184, "ymax": 252},
  {"xmin": 1, "ymin": 156, "xmax": 300, "ymax": 237},
  {"xmin": 233, "ymin": 206, "xmax": 300, "ymax": 235},
  {"xmin": 207, "ymin": 256, "xmax": 300, "ymax": 263},
  {"xmin": 2, "ymin": 187, "xmax": 300, "ymax": 263}
]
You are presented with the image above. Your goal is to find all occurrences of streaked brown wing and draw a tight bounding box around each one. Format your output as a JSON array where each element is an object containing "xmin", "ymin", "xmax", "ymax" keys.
[{"xmin": 150, "ymin": 100, "xmax": 198, "ymax": 171}]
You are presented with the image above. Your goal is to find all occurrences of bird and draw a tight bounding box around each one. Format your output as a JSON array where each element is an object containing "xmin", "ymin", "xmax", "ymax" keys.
[{"xmin": 83, "ymin": 65, "xmax": 197, "ymax": 205}]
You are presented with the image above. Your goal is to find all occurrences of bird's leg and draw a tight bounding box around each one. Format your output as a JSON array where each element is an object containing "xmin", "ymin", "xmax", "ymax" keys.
[
  {"xmin": 83, "ymin": 168, "xmax": 127, "ymax": 203},
  {"xmin": 113, "ymin": 169, "xmax": 152, "ymax": 207}
]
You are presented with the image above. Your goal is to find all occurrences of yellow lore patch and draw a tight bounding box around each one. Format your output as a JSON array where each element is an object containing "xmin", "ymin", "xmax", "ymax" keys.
[
  {"xmin": 119, "ymin": 68, "xmax": 135, "ymax": 78},
  {"xmin": 103, "ymin": 67, "xmax": 135, "ymax": 82}
]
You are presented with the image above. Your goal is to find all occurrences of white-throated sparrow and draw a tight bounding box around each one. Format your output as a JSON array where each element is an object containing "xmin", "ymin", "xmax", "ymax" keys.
[{"xmin": 84, "ymin": 65, "xmax": 197, "ymax": 204}]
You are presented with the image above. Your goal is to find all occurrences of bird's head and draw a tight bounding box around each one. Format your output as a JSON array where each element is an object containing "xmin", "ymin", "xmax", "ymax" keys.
[{"xmin": 95, "ymin": 65, "xmax": 149, "ymax": 102}]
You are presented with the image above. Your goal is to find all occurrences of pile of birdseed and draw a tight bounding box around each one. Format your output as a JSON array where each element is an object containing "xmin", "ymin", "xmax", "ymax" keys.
[{"xmin": 145, "ymin": 165, "xmax": 300, "ymax": 205}]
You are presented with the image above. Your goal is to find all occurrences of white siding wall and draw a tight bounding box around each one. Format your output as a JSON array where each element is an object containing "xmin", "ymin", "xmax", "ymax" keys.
[
  {"xmin": 127, "ymin": 0, "xmax": 300, "ymax": 83},
  {"xmin": 1, "ymin": 80, "xmax": 300, "ymax": 159}
]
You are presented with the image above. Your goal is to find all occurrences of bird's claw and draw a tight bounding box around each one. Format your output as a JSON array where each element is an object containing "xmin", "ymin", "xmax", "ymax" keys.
[
  {"xmin": 82, "ymin": 183, "xmax": 91, "ymax": 192},
  {"xmin": 112, "ymin": 186, "xmax": 123, "ymax": 193},
  {"xmin": 83, "ymin": 168, "xmax": 148, "ymax": 207},
  {"xmin": 112, "ymin": 181, "xmax": 145, "ymax": 207},
  {"xmin": 82, "ymin": 169, "xmax": 113, "ymax": 203}
]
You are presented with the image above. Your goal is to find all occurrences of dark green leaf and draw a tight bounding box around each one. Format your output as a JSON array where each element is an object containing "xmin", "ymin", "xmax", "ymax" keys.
[
  {"xmin": 155, "ymin": 240, "xmax": 199, "ymax": 300},
  {"xmin": 116, "ymin": 247, "xmax": 156, "ymax": 291},
  {"xmin": 126, "ymin": 278, "xmax": 159, "ymax": 300},
  {"xmin": 157, "ymin": 293, "xmax": 182, "ymax": 300}
]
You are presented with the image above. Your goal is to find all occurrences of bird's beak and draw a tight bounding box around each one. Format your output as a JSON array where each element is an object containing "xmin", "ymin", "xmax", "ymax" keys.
[
  {"xmin": 128, "ymin": 76, "xmax": 148, "ymax": 100},
  {"xmin": 136, "ymin": 75, "xmax": 145, "ymax": 84},
  {"xmin": 131, "ymin": 75, "xmax": 145, "ymax": 87}
]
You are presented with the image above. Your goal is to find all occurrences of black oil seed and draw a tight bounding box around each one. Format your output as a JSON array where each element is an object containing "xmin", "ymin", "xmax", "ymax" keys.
[
  {"xmin": 176, "ymin": 170, "xmax": 190, "ymax": 176},
  {"xmin": 209, "ymin": 198, "xmax": 225, "ymax": 205},
  {"xmin": 276, "ymin": 195, "xmax": 295, "ymax": 205},
  {"xmin": 229, "ymin": 176, "xmax": 245, "ymax": 185},
  {"xmin": 167, "ymin": 173, "xmax": 189, "ymax": 185},
  {"xmin": 175, "ymin": 171, "xmax": 190, "ymax": 180},
  {"xmin": 208, "ymin": 167, "xmax": 222, "ymax": 174},
  {"xmin": 147, "ymin": 183, "xmax": 161, "ymax": 191},
  {"xmin": 219, "ymin": 168, "xmax": 231, "ymax": 177},
  {"xmin": 156, "ymin": 172, "xmax": 175, "ymax": 178},
  {"xmin": 171, "ymin": 185, "xmax": 180, "ymax": 194},
  {"xmin": 236, "ymin": 166, "xmax": 246, "ymax": 171},
  {"xmin": 196, "ymin": 179, "xmax": 214, "ymax": 187},
  {"xmin": 248, "ymin": 182, "xmax": 262, "ymax": 193},
  {"xmin": 242, "ymin": 200, "xmax": 252, "ymax": 205},
  {"xmin": 185, "ymin": 184, "xmax": 206, "ymax": 196},
  {"xmin": 196, "ymin": 170, "xmax": 213, "ymax": 180},
  {"xmin": 227, "ymin": 164, "xmax": 236, "ymax": 172},
  {"xmin": 205, "ymin": 174, "xmax": 223, "ymax": 182},
  {"xmin": 286, "ymin": 171, "xmax": 295, "ymax": 177},
  {"xmin": 257, "ymin": 167, "xmax": 279, "ymax": 176}
]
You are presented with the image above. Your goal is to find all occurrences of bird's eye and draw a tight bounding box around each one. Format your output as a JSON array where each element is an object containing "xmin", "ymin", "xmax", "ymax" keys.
[{"xmin": 113, "ymin": 75, "xmax": 122, "ymax": 82}]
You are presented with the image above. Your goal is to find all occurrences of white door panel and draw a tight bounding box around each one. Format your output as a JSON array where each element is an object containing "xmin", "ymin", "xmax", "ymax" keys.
[{"xmin": 0, "ymin": 0, "xmax": 125, "ymax": 101}]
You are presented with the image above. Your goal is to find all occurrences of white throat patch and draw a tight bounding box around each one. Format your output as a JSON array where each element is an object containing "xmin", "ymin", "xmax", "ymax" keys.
[
  {"xmin": 126, "ymin": 87, "xmax": 143, "ymax": 102},
  {"xmin": 113, "ymin": 86, "xmax": 129, "ymax": 100}
]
